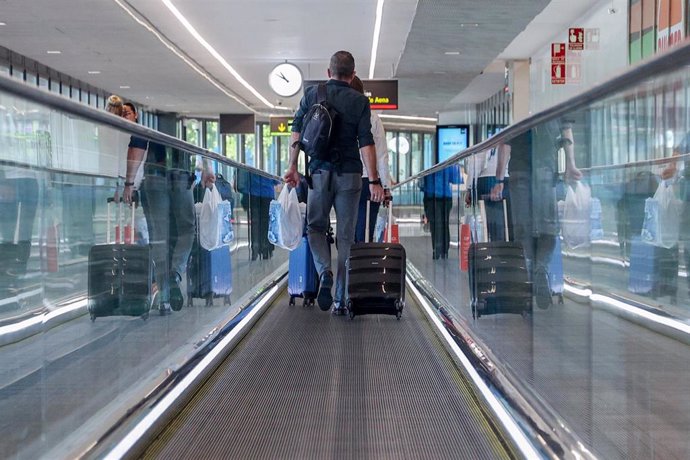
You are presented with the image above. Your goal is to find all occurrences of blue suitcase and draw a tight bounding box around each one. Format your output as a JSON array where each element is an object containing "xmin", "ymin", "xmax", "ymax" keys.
[
  {"xmin": 288, "ymin": 236, "xmax": 319, "ymax": 307},
  {"xmin": 187, "ymin": 244, "xmax": 232, "ymax": 307},
  {"xmin": 548, "ymin": 236, "xmax": 564, "ymax": 304},
  {"xmin": 628, "ymin": 237, "xmax": 678, "ymax": 296}
]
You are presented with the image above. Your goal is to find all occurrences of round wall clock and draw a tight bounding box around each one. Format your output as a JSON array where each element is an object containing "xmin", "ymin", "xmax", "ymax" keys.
[{"xmin": 268, "ymin": 62, "xmax": 303, "ymax": 98}]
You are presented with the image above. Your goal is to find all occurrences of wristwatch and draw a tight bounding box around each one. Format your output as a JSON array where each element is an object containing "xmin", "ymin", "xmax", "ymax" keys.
[
  {"xmin": 369, "ymin": 178, "xmax": 381, "ymax": 185},
  {"xmin": 124, "ymin": 181, "xmax": 135, "ymax": 187}
]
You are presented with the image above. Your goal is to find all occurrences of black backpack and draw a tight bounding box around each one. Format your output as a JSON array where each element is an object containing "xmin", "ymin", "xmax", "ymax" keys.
[{"xmin": 299, "ymin": 83, "xmax": 338, "ymax": 161}]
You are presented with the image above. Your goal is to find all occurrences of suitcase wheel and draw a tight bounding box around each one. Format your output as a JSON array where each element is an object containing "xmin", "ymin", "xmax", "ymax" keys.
[
  {"xmin": 141, "ymin": 311, "xmax": 149, "ymax": 321},
  {"xmin": 289, "ymin": 297, "xmax": 295, "ymax": 306},
  {"xmin": 89, "ymin": 311, "xmax": 96, "ymax": 322},
  {"xmin": 558, "ymin": 294, "xmax": 564, "ymax": 305},
  {"xmin": 395, "ymin": 300, "xmax": 404, "ymax": 320},
  {"xmin": 224, "ymin": 295, "xmax": 231, "ymax": 306},
  {"xmin": 205, "ymin": 296, "xmax": 214, "ymax": 307},
  {"xmin": 187, "ymin": 294, "xmax": 193, "ymax": 308},
  {"xmin": 347, "ymin": 300, "xmax": 355, "ymax": 320},
  {"xmin": 303, "ymin": 298, "xmax": 315, "ymax": 308}
]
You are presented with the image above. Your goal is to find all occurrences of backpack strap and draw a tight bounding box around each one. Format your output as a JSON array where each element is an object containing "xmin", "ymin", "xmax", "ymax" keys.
[{"xmin": 317, "ymin": 83, "xmax": 327, "ymax": 104}]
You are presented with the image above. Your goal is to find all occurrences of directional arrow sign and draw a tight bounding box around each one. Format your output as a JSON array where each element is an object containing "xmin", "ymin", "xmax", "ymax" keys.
[{"xmin": 270, "ymin": 117, "xmax": 293, "ymax": 136}]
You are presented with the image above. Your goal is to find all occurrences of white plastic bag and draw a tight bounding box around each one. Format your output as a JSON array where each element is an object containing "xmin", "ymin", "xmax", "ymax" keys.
[
  {"xmin": 641, "ymin": 181, "xmax": 681, "ymax": 248},
  {"xmin": 199, "ymin": 186, "xmax": 225, "ymax": 250},
  {"xmin": 267, "ymin": 186, "xmax": 302, "ymax": 251},
  {"xmin": 374, "ymin": 212, "xmax": 388, "ymax": 243},
  {"xmin": 562, "ymin": 181, "xmax": 592, "ymax": 249}
]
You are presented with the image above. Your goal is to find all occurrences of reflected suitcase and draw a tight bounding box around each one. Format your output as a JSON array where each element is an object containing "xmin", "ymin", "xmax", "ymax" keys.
[
  {"xmin": 187, "ymin": 244, "xmax": 232, "ymax": 307},
  {"xmin": 469, "ymin": 200, "xmax": 532, "ymax": 318},
  {"xmin": 187, "ymin": 197, "xmax": 233, "ymax": 307},
  {"xmin": 88, "ymin": 198, "xmax": 153, "ymax": 321},
  {"xmin": 288, "ymin": 236, "xmax": 319, "ymax": 307},
  {"xmin": 628, "ymin": 236, "xmax": 678, "ymax": 297},
  {"xmin": 346, "ymin": 201, "xmax": 405, "ymax": 320}
]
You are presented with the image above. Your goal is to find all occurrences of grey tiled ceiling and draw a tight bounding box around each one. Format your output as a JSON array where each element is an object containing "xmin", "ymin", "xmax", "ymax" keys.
[{"xmin": 395, "ymin": 0, "xmax": 550, "ymax": 115}]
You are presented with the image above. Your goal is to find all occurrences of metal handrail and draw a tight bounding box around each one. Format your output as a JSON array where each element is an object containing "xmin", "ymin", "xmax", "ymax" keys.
[
  {"xmin": 0, "ymin": 73, "xmax": 281, "ymax": 181},
  {"xmin": 394, "ymin": 40, "xmax": 690, "ymax": 189}
]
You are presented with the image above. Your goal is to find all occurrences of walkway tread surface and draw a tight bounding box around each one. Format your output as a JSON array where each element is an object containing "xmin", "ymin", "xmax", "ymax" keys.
[{"xmin": 143, "ymin": 293, "xmax": 515, "ymax": 460}]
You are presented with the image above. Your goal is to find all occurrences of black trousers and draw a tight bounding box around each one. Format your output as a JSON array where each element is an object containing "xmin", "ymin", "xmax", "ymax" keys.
[
  {"xmin": 423, "ymin": 196, "xmax": 453, "ymax": 258},
  {"xmin": 248, "ymin": 195, "xmax": 274, "ymax": 258}
]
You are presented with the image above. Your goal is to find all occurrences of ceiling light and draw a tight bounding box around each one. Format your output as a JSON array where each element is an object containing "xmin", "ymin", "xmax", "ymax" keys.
[
  {"xmin": 161, "ymin": 0, "xmax": 281, "ymax": 110},
  {"xmin": 0, "ymin": 22, "xmax": 7, "ymax": 26},
  {"xmin": 368, "ymin": 0, "xmax": 385, "ymax": 79},
  {"xmin": 112, "ymin": 0, "xmax": 259, "ymax": 113},
  {"xmin": 119, "ymin": 85, "xmax": 130, "ymax": 89},
  {"xmin": 46, "ymin": 50, "xmax": 62, "ymax": 54},
  {"xmin": 88, "ymin": 70, "xmax": 101, "ymax": 75},
  {"xmin": 459, "ymin": 23, "xmax": 479, "ymax": 27},
  {"xmin": 379, "ymin": 114, "xmax": 437, "ymax": 122},
  {"xmin": 444, "ymin": 51, "xmax": 460, "ymax": 55}
]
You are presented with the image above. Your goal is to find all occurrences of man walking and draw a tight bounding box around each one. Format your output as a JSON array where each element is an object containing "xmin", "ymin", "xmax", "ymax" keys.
[
  {"xmin": 283, "ymin": 50, "xmax": 384, "ymax": 314},
  {"xmin": 122, "ymin": 105, "xmax": 195, "ymax": 316}
]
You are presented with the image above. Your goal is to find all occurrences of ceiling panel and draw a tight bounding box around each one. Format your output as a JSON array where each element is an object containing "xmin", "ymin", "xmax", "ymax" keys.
[{"xmin": 0, "ymin": 0, "xmax": 593, "ymax": 119}]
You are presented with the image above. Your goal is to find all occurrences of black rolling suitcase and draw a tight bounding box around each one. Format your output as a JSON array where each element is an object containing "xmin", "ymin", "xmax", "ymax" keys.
[
  {"xmin": 346, "ymin": 200, "xmax": 406, "ymax": 320},
  {"xmin": 469, "ymin": 200, "xmax": 532, "ymax": 318},
  {"xmin": 88, "ymin": 197, "xmax": 154, "ymax": 321}
]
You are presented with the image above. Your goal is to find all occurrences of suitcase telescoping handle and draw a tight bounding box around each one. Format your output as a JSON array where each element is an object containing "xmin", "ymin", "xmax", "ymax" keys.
[
  {"xmin": 365, "ymin": 198, "xmax": 393, "ymax": 243},
  {"xmin": 13, "ymin": 202, "xmax": 21, "ymax": 245},
  {"xmin": 477, "ymin": 198, "xmax": 509, "ymax": 243},
  {"xmin": 107, "ymin": 196, "xmax": 138, "ymax": 244}
]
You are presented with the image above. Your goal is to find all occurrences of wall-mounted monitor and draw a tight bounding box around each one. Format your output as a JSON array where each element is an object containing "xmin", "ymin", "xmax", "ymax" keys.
[{"xmin": 436, "ymin": 124, "xmax": 469, "ymax": 163}]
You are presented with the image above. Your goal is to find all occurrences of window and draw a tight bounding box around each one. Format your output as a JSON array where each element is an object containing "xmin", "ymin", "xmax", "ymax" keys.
[
  {"xmin": 411, "ymin": 133, "xmax": 422, "ymax": 176},
  {"xmin": 206, "ymin": 121, "xmax": 220, "ymax": 153},
  {"xmin": 243, "ymin": 133, "xmax": 256, "ymax": 167},
  {"xmin": 225, "ymin": 134, "xmax": 239, "ymax": 162},
  {"xmin": 184, "ymin": 119, "xmax": 201, "ymax": 146}
]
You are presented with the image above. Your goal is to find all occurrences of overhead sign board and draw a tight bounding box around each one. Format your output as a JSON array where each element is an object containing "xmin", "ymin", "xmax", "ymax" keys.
[
  {"xmin": 304, "ymin": 79, "xmax": 399, "ymax": 110},
  {"xmin": 270, "ymin": 116, "xmax": 293, "ymax": 136},
  {"xmin": 363, "ymin": 80, "xmax": 398, "ymax": 110},
  {"xmin": 220, "ymin": 114, "xmax": 255, "ymax": 134}
]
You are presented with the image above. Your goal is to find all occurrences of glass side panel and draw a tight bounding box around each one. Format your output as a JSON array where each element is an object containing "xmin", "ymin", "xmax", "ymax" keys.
[
  {"xmin": 393, "ymin": 63, "xmax": 690, "ymax": 459},
  {"xmin": 0, "ymin": 86, "xmax": 286, "ymax": 458}
]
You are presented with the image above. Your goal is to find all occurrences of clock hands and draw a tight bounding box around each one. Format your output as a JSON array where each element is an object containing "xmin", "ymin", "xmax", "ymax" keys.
[{"xmin": 278, "ymin": 72, "xmax": 289, "ymax": 83}]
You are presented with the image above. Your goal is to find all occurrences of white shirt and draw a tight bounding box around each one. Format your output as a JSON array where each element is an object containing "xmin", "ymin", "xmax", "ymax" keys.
[
  {"xmin": 360, "ymin": 112, "xmax": 393, "ymax": 187},
  {"xmin": 465, "ymin": 147, "xmax": 508, "ymax": 188}
]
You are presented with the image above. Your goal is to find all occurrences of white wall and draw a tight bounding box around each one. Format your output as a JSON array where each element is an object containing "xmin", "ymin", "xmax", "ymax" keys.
[{"xmin": 529, "ymin": 0, "xmax": 629, "ymax": 113}]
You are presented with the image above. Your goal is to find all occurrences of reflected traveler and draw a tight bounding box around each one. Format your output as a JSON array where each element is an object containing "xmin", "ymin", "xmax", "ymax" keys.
[
  {"xmin": 490, "ymin": 120, "xmax": 582, "ymax": 309},
  {"xmin": 123, "ymin": 106, "xmax": 195, "ymax": 316},
  {"xmin": 420, "ymin": 164, "xmax": 462, "ymax": 259},
  {"xmin": 237, "ymin": 169, "xmax": 279, "ymax": 260},
  {"xmin": 465, "ymin": 146, "xmax": 509, "ymax": 242}
]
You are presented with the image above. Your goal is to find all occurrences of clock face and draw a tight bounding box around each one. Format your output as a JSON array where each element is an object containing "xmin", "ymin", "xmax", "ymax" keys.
[{"xmin": 268, "ymin": 63, "xmax": 303, "ymax": 98}]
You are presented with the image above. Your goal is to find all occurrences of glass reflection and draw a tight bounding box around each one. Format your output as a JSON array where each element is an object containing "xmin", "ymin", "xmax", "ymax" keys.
[{"xmin": 0, "ymin": 87, "xmax": 286, "ymax": 457}]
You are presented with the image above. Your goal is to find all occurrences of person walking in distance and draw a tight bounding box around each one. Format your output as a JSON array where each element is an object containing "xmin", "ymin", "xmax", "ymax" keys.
[
  {"xmin": 283, "ymin": 50, "xmax": 384, "ymax": 314},
  {"xmin": 350, "ymin": 76, "xmax": 394, "ymax": 243}
]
